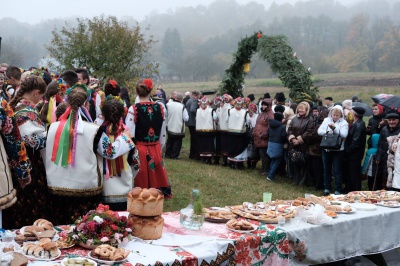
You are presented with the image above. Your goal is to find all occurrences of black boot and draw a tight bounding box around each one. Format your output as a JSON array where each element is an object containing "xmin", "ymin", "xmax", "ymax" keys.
[
  {"xmin": 213, "ymin": 156, "xmax": 220, "ymax": 165},
  {"xmin": 222, "ymin": 156, "xmax": 228, "ymax": 166}
]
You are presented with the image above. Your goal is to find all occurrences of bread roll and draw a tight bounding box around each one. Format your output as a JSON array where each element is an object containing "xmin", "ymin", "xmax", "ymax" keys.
[
  {"xmin": 10, "ymin": 252, "xmax": 28, "ymax": 266},
  {"xmin": 128, "ymin": 214, "xmax": 163, "ymax": 240},
  {"xmin": 43, "ymin": 242, "xmax": 57, "ymax": 251},
  {"xmin": 38, "ymin": 238, "xmax": 52, "ymax": 247},
  {"xmin": 24, "ymin": 226, "xmax": 44, "ymax": 236},
  {"xmin": 127, "ymin": 187, "xmax": 164, "ymax": 216}
]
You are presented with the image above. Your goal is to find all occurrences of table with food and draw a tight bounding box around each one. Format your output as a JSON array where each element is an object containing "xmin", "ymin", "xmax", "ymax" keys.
[{"xmin": 2, "ymin": 189, "xmax": 400, "ymax": 266}]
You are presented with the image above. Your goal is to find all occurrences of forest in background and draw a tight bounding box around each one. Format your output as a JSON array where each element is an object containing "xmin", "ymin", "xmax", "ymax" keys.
[{"xmin": 1, "ymin": 0, "xmax": 400, "ymax": 81}]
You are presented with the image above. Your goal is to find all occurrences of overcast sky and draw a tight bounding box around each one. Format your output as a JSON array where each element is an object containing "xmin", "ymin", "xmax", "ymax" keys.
[{"xmin": 2, "ymin": 0, "xmax": 358, "ymax": 25}]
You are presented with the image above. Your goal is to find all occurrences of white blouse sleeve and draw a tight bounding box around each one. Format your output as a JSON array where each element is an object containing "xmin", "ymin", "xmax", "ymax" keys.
[
  {"xmin": 125, "ymin": 106, "xmax": 136, "ymax": 138},
  {"xmin": 97, "ymin": 132, "xmax": 134, "ymax": 159}
]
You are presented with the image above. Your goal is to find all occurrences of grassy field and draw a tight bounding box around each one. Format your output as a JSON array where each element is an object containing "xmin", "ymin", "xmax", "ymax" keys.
[{"xmin": 161, "ymin": 72, "xmax": 399, "ymax": 212}]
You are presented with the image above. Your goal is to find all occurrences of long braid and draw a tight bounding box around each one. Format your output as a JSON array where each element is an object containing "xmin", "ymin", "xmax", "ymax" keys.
[
  {"xmin": 10, "ymin": 76, "xmax": 46, "ymax": 110},
  {"xmin": 102, "ymin": 99, "xmax": 124, "ymax": 136},
  {"xmin": 67, "ymin": 89, "xmax": 87, "ymax": 130}
]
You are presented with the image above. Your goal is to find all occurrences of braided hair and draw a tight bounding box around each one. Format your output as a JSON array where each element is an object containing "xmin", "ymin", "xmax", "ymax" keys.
[
  {"xmin": 67, "ymin": 86, "xmax": 88, "ymax": 130},
  {"xmin": 102, "ymin": 99, "xmax": 124, "ymax": 136},
  {"xmin": 10, "ymin": 75, "xmax": 46, "ymax": 110},
  {"xmin": 40, "ymin": 80, "xmax": 59, "ymax": 123}
]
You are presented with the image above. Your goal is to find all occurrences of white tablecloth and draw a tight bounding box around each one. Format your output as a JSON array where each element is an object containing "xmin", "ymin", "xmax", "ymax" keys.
[{"xmin": 284, "ymin": 205, "xmax": 400, "ymax": 265}]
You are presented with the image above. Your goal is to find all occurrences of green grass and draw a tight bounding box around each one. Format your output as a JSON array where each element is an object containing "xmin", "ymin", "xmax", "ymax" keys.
[{"xmin": 161, "ymin": 72, "xmax": 394, "ymax": 212}]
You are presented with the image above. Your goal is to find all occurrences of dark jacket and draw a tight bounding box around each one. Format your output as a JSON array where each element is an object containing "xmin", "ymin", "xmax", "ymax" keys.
[
  {"xmin": 376, "ymin": 123, "xmax": 400, "ymax": 162},
  {"xmin": 344, "ymin": 119, "xmax": 366, "ymax": 160},
  {"xmin": 287, "ymin": 102, "xmax": 314, "ymax": 153},
  {"xmin": 253, "ymin": 98, "xmax": 274, "ymax": 148},
  {"xmin": 366, "ymin": 114, "xmax": 385, "ymax": 148},
  {"xmin": 185, "ymin": 97, "xmax": 198, "ymax": 127},
  {"xmin": 267, "ymin": 119, "xmax": 287, "ymax": 144},
  {"xmin": 308, "ymin": 108, "xmax": 329, "ymax": 157}
]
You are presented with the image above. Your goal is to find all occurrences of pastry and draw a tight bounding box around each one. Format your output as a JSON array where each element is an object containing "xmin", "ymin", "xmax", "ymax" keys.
[
  {"xmin": 127, "ymin": 187, "xmax": 164, "ymax": 216},
  {"xmin": 128, "ymin": 214, "xmax": 164, "ymax": 240},
  {"xmin": 10, "ymin": 252, "xmax": 28, "ymax": 266}
]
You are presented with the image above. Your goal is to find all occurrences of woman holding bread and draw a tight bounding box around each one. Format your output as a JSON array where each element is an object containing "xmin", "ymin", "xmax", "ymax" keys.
[
  {"xmin": 3, "ymin": 75, "xmax": 48, "ymax": 229},
  {"xmin": 125, "ymin": 79, "xmax": 172, "ymax": 198},
  {"xmin": 45, "ymin": 83, "xmax": 135, "ymax": 224}
]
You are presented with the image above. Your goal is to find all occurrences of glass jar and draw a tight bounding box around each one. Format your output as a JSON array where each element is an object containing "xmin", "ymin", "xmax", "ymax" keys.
[{"xmin": 179, "ymin": 189, "xmax": 204, "ymax": 230}]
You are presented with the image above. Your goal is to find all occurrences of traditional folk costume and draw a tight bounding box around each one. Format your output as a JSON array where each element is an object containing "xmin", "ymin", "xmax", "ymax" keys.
[
  {"xmin": 45, "ymin": 85, "xmax": 134, "ymax": 224},
  {"xmin": 0, "ymin": 99, "xmax": 31, "ymax": 229},
  {"xmin": 126, "ymin": 101, "xmax": 172, "ymax": 198},
  {"xmin": 226, "ymin": 97, "xmax": 248, "ymax": 169},
  {"xmin": 195, "ymin": 97, "xmax": 218, "ymax": 164},
  {"xmin": 165, "ymin": 99, "xmax": 188, "ymax": 159},
  {"xmin": 246, "ymin": 103, "xmax": 259, "ymax": 169},
  {"xmin": 219, "ymin": 94, "xmax": 233, "ymax": 166},
  {"xmin": 2, "ymin": 99, "xmax": 48, "ymax": 228},
  {"xmin": 94, "ymin": 98, "xmax": 140, "ymax": 211}
]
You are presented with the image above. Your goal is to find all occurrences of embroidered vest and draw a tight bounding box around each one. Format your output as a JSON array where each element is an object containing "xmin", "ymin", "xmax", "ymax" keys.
[
  {"xmin": 196, "ymin": 107, "xmax": 215, "ymax": 131},
  {"xmin": 45, "ymin": 121, "xmax": 103, "ymax": 196},
  {"xmin": 134, "ymin": 102, "xmax": 163, "ymax": 143},
  {"xmin": 228, "ymin": 108, "xmax": 247, "ymax": 133}
]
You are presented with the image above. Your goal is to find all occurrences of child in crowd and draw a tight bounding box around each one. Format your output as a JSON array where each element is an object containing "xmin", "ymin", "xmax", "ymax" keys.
[
  {"xmin": 361, "ymin": 134, "xmax": 380, "ymax": 190},
  {"xmin": 266, "ymin": 112, "xmax": 287, "ymax": 182}
]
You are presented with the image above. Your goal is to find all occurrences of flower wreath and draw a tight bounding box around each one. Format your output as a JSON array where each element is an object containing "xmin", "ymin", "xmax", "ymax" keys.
[
  {"xmin": 57, "ymin": 78, "xmax": 67, "ymax": 94},
  {"xmin": 143, "ymin": 78, "xmax": 154, "ymax": 91}
]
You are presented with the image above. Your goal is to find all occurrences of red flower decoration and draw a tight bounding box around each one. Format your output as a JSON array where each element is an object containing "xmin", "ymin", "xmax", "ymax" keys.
[
  {"xmin": 257, "ymin": 32, "xmax": 262, "ymax": 39},
  {"xmin": 109, "ymin": 79, "xmax": 117, "ymax": 89},
  {"xmin": 143, "ymin": 78, "xmax": 153, "ymax": 91},
  {"xmin": 148, "ymin": 127, "xmax": 155, "ymax": 137}
]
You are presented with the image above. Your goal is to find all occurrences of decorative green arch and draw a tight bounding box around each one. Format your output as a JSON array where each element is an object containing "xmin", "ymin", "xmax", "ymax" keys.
[{"xmin": 218, "ymin": 31, "xmax": 318, "ymax": 103}]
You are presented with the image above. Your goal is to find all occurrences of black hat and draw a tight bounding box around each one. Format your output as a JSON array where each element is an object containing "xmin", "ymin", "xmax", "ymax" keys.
[
  {"xmin": 247, "ymin": 94, "xmax": 255, "ymax": 102},
  {"xmin": 263, "ymin": 93, "xmax": 271, "ymax": 99},
  {"xmin": 352, "ymin": 95, "xmax": 359, "ymax": 102},
  {"xmin": 274, "ymin": 112, "xmax": 284, "ymax": 121},
  {"xmin": 352, "ymin": 106, "xmax": 365, "ymax": 117},
  {"xmin": 386, "ymin": 113, "xmax": 399, "ymax": 119},
  {"xmin": 325, "ymin": 97, "xmax": 333, "ymax": 101},
  {"xmin": 275, "ymin": 92, "xmax": 286, "ymax": 103},
  {"xmin": 334, "ymin": 102, "xmax": 342, "ymax": 106},
  {"xmin": 274, "ymin": 105, "xmax": 285, "ymax": 113}
]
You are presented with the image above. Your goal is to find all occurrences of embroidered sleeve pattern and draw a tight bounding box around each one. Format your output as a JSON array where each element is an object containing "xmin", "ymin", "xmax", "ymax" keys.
[
  {"xmin": 98, "ymin": 132, "xmax": 134, "ymax": 159},
  {"xmin": 23, "ymin": 133, "xmax": 46, "ymax": 150}
]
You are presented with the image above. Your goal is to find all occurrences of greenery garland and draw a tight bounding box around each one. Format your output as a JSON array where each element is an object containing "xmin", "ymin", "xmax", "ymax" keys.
[{"xmin": 219, "ymin": 32, "xmax": 318, "ymax": 103}]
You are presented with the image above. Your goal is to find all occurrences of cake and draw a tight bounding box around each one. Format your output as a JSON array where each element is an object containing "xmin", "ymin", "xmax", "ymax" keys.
[
  {"xmin": 127, "ymin": 187, "xmax": 164, "ymax": 217},
  {"xmin": 128, "ymin": 214, "xmax": 164, "ymax": 240}
]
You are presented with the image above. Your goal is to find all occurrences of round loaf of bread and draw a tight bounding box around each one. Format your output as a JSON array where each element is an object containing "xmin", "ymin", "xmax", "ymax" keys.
[
  {"xmin": 43, "ymin": 242, "xmax": 57, "ymax": 251},
  {"xmin": 127, "ymin": 187, "xmax": 164, "ymax": 216},
  {"xmin": 128, "ymin": 214, "xmax": 163, "ymax": 240}
]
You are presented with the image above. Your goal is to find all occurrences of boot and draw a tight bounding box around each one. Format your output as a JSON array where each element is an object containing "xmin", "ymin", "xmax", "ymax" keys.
[
  {"xmin": 247, "ymin": 160, "xmax": 251, "ymax": 169},
  {"xmin": 213, "ymin": 156, "xmax": 220, "ymax": 165},
  {"xmin": 222, "ymin": 156, "xmax": 228, "ymax": 167}
]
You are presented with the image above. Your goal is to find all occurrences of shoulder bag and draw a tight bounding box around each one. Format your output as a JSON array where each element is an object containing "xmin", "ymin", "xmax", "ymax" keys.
[{"xmin": 320, "ymin": 126, "xmax": 342, "ymax": 150}]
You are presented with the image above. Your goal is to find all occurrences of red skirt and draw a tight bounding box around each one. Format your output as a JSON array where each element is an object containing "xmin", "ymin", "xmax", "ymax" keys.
[{"xmin": 134, "ymin": 141, "xmax": 170, "ymax": 192}]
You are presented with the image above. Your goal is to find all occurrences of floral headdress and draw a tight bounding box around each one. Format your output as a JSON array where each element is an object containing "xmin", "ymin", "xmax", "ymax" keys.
[
  {"xmin": 248, "ymin": 103, "xmax": 257, "ymax": 113},
  {"xmin": 44, "ymin": 78, "xmax": 67, "ymax": 126},
  {"xmin": 143, "ymin": 78, "xmax": 154, "ymax": 91},
  {"xmin": 213, "ymin": 96, "xmax": 222, "ymax": 106},
  {"xmin": 109, "ymin": 79, "xmax": 118, "ymax": 88},
  {"xmin": 235, "ymin": 97, "xmax": 244, "ymax": 105},
  {"xmin": 57, "ymin": 78, "xmax": 67, "ymax": 94}
]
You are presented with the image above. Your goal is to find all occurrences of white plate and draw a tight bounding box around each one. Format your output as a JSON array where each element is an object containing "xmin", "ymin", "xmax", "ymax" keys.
[
  {"xmin": 20, "ymin": 227, "xmax": 59, "ymax": 242},
  {"xmin": 335, "ymin": 209, "xmax": 356, "ymax": 214},
  {"xmin": 376, "ymin": 201, "xmax": 400, "ymax": 208},
  {"xmin": 88, "ymin": 251, "xmax": 127, "ymax": 265},
  {"xmin": 61, "ymin": 257, "xmax": 97, "ymax": 266},
  {"xmin": 25, "ymin": 248, "xmax": 61, "ymax": 261},
  {"xmin": 350, "ymin": 203, "xmax": 377, "ymax": 211},
  {"xmin": 225, "ymin": 224, "xmax": 257, "ymax": 233}
]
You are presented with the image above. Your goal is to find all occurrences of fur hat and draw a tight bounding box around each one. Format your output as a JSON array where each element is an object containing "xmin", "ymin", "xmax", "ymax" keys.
[
  {"xmin": 274, "ymin": 105, "xmax": 285, "ymax": 113},
  {"xmin": 247, "ymin": 94, "xmax": 255, "ymax": 102},
  {"xmin": 275, "ymin": 92, "xmax": 286, "ymax": 103},
  {"xmin": 386, "ymin": 113, "xmax": 399, "ymax": 119},
  {"xmin": 352, "ymin": 106, "xmax": 365, "ymax": 117}
]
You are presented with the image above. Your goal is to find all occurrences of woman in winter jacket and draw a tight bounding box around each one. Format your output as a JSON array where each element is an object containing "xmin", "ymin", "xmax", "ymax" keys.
[
  {"xmin": 253, "ymin": 98, "xmax": 274, "ymax": 175},
  {"xmin": 318, "ymin": 105, "xmax": 349, "ymax": 195},
  {"xmin": 287, "ymin": 102, "xmax": 313, "ymax": 186}
]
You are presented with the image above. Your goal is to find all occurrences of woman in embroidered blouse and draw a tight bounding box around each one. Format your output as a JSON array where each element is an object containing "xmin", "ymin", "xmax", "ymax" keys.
[
  {"xmin": 3, "ymin": 75, "xmax": 48, "ymax": 228},
  {"xmin": 125, "ymin": 79, "xmax": 172, "ymax": 198},
  {"xmin": 45, "ymin": 83, "xmax": 134, "ymax": 224}
]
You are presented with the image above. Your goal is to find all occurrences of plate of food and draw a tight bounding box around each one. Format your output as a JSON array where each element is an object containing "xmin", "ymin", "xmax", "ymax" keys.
[
  {"xmin": 225, "ymin": 219, "xmax": 257, "ymax": 233},
  {"xmin": 56, "ymin": 239, "xmax": 75, "ymax": 249},
  {"xmin": 61, "ymin": 257, "xmax": 97, "ymax": 266},
  {"xmin": 20, "ymin": 226, "xmax": 59, "ymax": 242},
  {"xmin": 376, "ymin": 201, "xmax": 400, "ymax": 208},
  {"xmin": 88, "ymin": 245, "xmax": 130, "ymax": 265},
  {"xmin": 324, "ymin": 210, "xmax": 338, "ymax": 218},
  {"xmin": 204, "ymin": 209, "xmax": 236, "ymax": 223},
  {"xmin": 350, "ymin": 202, "xmax": 377, "ymax": 211},
  {"xmin": 25, "ymin": 248, "xmax": 61, "ymax": 261}
]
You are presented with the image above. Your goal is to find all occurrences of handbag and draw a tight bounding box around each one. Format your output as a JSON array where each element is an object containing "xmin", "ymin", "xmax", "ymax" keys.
[
  {"xmin": 320, "ymin": 126, "xmax": 342, "ymax": 150},
  {"xmin": 289, "ymin": 148, "xmax": 305, "ymax": 165}
]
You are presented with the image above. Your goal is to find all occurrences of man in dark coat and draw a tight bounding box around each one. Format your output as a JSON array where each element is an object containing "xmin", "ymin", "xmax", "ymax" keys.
[{"xmin": 185, "ymin": 90, "xmax": 200, "ymax": 159}]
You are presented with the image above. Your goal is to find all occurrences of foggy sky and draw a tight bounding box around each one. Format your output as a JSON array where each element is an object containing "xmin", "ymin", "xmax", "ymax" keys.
[{"xmin": 2, "ymin": 0, "xmax": 361, "ymax": 25}]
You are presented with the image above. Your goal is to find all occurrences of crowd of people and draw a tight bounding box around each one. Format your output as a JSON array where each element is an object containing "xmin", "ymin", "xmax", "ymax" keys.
[
  {"xmin": 180, "ymin": 90, "xmax": 400, "ymax": 197},
  {"xmin": 0, "ymin": 63, "xmax": 170, "ymax": 229},
  {"xmin": 0, "ymin": 61, "xmax": 400, "ymax": 230}
]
